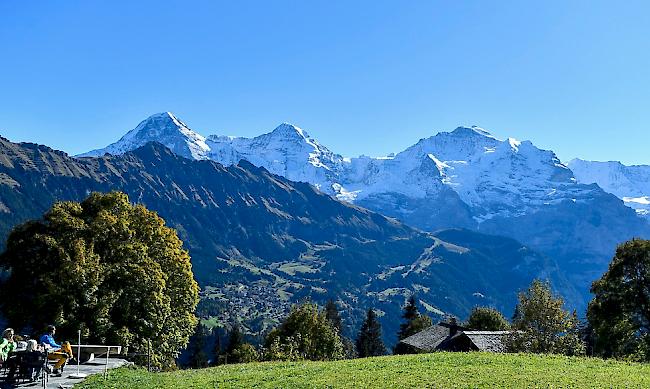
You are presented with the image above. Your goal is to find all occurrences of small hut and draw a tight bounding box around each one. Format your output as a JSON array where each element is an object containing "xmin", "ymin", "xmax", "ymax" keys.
[{"xmin": 399, "ymin": 321, "xmax": 510, "ymax": 353}]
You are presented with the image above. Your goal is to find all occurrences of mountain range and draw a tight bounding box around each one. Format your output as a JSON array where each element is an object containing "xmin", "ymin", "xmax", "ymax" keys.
[
  {"xmin": 80, "ymin": 112, "xmax": 650, "ymax": 309},
  {"xmin": 0, "ymin": 136, "xmax": 564, "ymax": 345}
]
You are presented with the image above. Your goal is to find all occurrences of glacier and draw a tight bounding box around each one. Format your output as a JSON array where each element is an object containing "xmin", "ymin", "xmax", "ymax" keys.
[{"xmin": 569, "ymin": 159, "xmax": 650, "ymax": 220}]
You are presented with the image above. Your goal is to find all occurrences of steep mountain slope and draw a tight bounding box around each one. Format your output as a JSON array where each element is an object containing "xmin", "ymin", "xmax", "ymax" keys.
[
  {"xmin": 81, "ymin": 113, "xmax": 650, "ymax": 309},
  {"xmin": 569, "ymin": 159, "xmax": 650, "ymax": 220},
  {"xmin": 0, "ymin": 137, "xmax": 564, "ymax": 344}
]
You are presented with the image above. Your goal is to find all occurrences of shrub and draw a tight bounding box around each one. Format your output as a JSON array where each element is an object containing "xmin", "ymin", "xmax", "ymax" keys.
[{"xmin": 231, "ymin": 343, "xmax": 259, "ymax": 363}]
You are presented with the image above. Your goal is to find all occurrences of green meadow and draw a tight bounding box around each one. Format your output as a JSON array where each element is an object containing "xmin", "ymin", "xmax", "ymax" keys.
[{"xmin": 79, "ymin": 352, "xmax": 650, "ymax": 388}]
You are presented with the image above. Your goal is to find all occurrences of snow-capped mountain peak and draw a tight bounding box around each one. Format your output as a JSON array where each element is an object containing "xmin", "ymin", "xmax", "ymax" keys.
[
  {"xmin": 269, "ymin": 122, "xmax": 310, "ymax": 139},
  {"xmin": 78, "ymin": 113, "xmax": 647, "ymax": 224},
  {"xmin": 204, "ymin": 122, "xmax": 345, "ymax": 187},
  {"xmin": 449, "ymin": 125, "xmax": 498, "ymax": 139},
  {"xmin": 569, "ymin": 158, "xmax": 650, "ymax": 219},
  {"xmin": 78, "ymin": 112, "xmax": 211, "ymax": 160}
]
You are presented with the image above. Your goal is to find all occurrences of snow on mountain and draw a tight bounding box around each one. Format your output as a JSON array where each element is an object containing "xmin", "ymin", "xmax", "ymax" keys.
[
  {"xmin": 383, "ymin": 126, "xmax": 587, "ymax": 221},
  {"xmin": 206, "ymin": 123, "xmax": 345, "ymax": 191},
  {"xmin": 208, "ymin": 125, "xmax": 475, "ymax": 206},
  {"xmin": 212, "ymin": 123, "xmax": 590, "ymax": 223},
  {"xmin": 78, "ymin": 112, "xmax": 211, "ymax": 160},
  {"xmin": 78, "ymin": 113, "xmax": 650, "ymax": 310},
  {"xmin": 569, "ymin": 159, "xmax": 650, "ymax": 219},
  {"xmin": 77, "ymin": 115, "xmax": 599, "ymax": 223}
]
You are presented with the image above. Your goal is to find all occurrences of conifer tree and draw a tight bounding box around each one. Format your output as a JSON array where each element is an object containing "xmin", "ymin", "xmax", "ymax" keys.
[
  {"xmin": 324, "ymin": 299, "xmax": 357, "ymax": 358},
  {"xmin": 356, "ymin": 308, "xmax": 386, "ymax": 358},
  {"xmin": 211, "ymin": 328, "xmax": 223, "ymax": 366},
  {"xmin": 187, "ymin": 324, "xmax": 209, "ymax": 369},
  {"xmin": 393, "ymin": 296, "xmax": 432, "ymax": 354},
  {"xmin": 325, "ymin": 299, "xmax": 342, "ymax": 333},
  {"xmin": 402, "ymin": 296, "xmax": 419, "ymax": 323},
  {"xmin": 225, "ymin": 325, "xmax": 244, "ymax": 363}
]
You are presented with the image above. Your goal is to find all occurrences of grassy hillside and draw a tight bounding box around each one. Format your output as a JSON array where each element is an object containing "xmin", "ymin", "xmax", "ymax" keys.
[{"xmin": 78, "ymin": 353, "xmax": 650, "ymax": 388}]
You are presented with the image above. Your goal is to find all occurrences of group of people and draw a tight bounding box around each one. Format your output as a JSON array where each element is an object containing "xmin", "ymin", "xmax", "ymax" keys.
[{"xmin": 0, "ymin": 325, "xmax": 73, "ymax": 383}]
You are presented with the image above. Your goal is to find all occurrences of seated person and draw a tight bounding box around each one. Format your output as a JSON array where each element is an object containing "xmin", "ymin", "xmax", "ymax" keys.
[
  {"xmin": 23, "ymin": 339, "xmax": 47, "ymax": 382},
  {"xmin": 0, "ymin": 328, "xmax": 16, "ymax": 362},
  {"xmin": 0, "ymin": 328, "xmax": 19, "ymax": 382},
  {"xmin": 39, "ymin": 325, "xmax": 73, "ymax": 376}
]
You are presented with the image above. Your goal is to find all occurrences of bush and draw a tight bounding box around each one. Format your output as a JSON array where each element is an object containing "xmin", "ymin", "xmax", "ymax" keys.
[
  {"xmin": 231, "ymin": 343, "xmax": 259, "ymax": 363},
  {"xmin": 263, "ymin": 335, "xmax": 303, "ymax": 361}
]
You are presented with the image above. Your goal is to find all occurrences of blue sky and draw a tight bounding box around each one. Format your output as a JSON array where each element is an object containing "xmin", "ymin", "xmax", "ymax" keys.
[{"xmin": 1, "ymin": 0, "xmax": 649, "ymax": 164}]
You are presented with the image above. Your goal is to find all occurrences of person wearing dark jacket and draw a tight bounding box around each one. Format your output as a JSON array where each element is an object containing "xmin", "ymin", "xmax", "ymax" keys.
[{"xmin": 23, "ymin": 339, "xmax": 47, "ymax": 382}]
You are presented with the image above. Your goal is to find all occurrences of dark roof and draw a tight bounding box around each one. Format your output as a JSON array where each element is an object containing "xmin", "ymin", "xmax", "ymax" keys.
[
  {"xmin": 456, "ymin": 331, "xmax": 509, "ymax": 352},
  {"xmin": 400, "ymin": 322, "xmax": 466, "ymax": 352},
  {"xmin": 400, "ymin": 323, "xmax": 509, "ymax": 353}
]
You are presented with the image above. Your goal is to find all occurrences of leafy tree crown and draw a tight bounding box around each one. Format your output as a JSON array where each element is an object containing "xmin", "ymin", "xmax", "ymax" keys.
[
  {"xmin": 264, "ymin": 302, "xmax": 344, "ymax": 361},
  {"xmin": 506, "ymin": 279, "xmax": 584, "ymax": 356},
  {"xmin": 0, "ymin": 191, "xmax": 199, "ymax": 369},
  {"xmin": 588, "ymin": 239, "xmax": 650, "ymax": 361},
  {"xmin": 465, "ymin": 306, "xmax": 510, "ymax": 331}
]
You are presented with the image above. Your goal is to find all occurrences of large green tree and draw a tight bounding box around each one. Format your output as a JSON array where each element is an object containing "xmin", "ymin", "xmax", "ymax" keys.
[
  {"xmin": 264, "ymin": 303, "xmax": 344, "ymax": 361},
  {"xmin": 0, "ymin": 192, "xmax": 199, "ymax": 369},
  {"xmin": 506, "ymin": 279, "xmax": 584, "ymax": 356},
  {"xmin": 588, "ymin": 239, "xmax": 650, "ymax": 361},
  {"xmin": 465, "ymin": 306, "xmax": 510, "ymax": 331},
  {"xmin": 356, "ymin": 308, "xmax": 386, "ymax": 358},
  {"xmin": 393, "ymin": 296, "xmax": 432, "ymax": 354}
]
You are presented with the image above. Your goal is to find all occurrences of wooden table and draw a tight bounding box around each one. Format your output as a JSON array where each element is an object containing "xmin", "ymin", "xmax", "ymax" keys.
[{"xmin": 70, "ymin": 345, "xmax": 122, "ymax": 363}]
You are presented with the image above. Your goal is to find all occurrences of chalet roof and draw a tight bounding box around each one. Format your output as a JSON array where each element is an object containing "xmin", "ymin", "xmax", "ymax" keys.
[
  {"xmin": 457, "ymin": 331, "xmax": 510, "ymax": 352},
  {"xmin": 400, "ymin": 322, "xmax": 465, "ymax": 352},
  {"xmin": 399, "ymin": 323, "xmax": 510, "ymax": 353}
]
